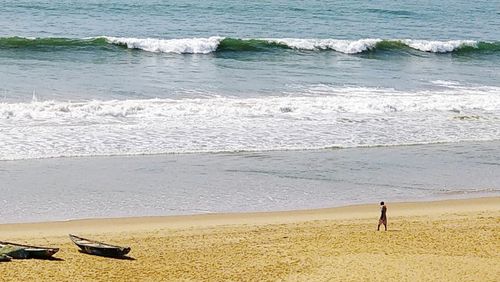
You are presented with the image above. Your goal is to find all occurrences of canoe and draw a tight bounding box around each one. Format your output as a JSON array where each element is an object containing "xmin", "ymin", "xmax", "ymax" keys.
[
  {"xmin": 69, "ymin": 234, "xmax": 131, "ymax": 257},
  {"xmin": 0, "ymin": 241, "xmax": 59, "ymax": 259}
]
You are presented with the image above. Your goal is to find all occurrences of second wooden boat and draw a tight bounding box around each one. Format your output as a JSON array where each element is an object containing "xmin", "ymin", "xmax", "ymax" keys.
[{"xmin": 69, "ymin": 234, "xmax": 131, "ymax": 257}]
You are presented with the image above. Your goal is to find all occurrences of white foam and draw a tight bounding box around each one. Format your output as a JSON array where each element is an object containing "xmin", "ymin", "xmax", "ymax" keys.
[
  {"xmin": 267, "ymin": 38, "xmax": 382, "ymax": 54},
  {"xmin": 102, "ymin": 36, "xmax": 224, "ymax": 54},
  {"xmin": 272, "ymin": 39, "xmax": 478, "ymax": 53},
  {"xmin": 2, "ymin": 87, "xmax": 498, "ymax": 120},
  {"xmin": 99, "ymin": 36, "xmax": 481, "ymax": 54},
  {"xmin": 1, "ymin": 85, "xmax": 499, "ymax": 160},
  {"xmin": 431, "ymin": 80, "xmax": 462, "ymax": 87},
  {"xmin": 401, "ymin": 39, "xmax": 477, "ymax": 53}
]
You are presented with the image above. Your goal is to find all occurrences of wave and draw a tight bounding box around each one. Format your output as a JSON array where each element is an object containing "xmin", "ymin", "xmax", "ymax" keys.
[
  {"xmin": 2, "ymin": 86, "xmax": 499, "ymax": 121},
  {"xmin": 0, "ymin": 36, "xmax": 109, "ymax": 49},
  {"xmin": 1, "ymin": 85, "xmax": 499, "ymax": 160},
  {"xmin": 1, "ymin": 36, "xmax": 499, "ymax": 54}
]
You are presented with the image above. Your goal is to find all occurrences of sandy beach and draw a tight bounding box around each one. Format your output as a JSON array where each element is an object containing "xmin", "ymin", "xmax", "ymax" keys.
[{"xmin": 0, "ymin": 197, "xmax": 498, "ymax": 281}]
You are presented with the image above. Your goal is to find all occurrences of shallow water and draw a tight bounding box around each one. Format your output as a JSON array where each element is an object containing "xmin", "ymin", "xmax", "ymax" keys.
[{"xmin": 1, "ymin": 141, "xmax": 499, "ymax": 223}]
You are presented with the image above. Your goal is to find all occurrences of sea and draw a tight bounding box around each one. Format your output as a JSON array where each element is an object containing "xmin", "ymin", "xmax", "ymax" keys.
[{"xmin": 0, "ymin": 0, "xmax": 499, "ymax": 223}]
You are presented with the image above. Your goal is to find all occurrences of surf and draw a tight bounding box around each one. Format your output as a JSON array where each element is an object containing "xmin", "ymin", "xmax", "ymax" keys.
[
  {"xmin": 1, "ymin": 36, "xmax": 499, "ymax": 55},
  {"xmin": 1, "ymin": 84, "xmax": 499, "ymax": 160}
]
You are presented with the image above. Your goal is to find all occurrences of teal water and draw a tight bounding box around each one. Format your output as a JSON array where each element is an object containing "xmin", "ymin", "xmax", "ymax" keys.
[
  {"xmin": 1, "ymin": 0, "xmax": 499, "ymax": 100},
  {"xmin": 0, "ymin": 0, "xmax": 499, "ymax": 159},
  {"xmin": 2, "ymin": 0, "xmax": 499, "ymax": 39}
]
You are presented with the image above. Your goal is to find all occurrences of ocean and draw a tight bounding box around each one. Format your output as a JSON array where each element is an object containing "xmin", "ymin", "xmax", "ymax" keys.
[{"xmin": 0, "ymin": 0, "xmax": 499, "ymax": 222}]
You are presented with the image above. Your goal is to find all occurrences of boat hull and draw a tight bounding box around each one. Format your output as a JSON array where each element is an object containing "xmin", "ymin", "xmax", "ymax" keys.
[
  {"xmin": 77, "ymin": 245, "xmax": 131, "ymax": 257},
  {"xmin": 0, "ymin": 254, "xmax": 11, "ymax": 262},
  {"xmin": 69, "ymin": 234, "xmax": 131, "ymax": 258}
]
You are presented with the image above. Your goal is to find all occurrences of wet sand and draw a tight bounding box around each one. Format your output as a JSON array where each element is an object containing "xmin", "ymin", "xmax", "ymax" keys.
[{"xmin": 0, "ymin": 197, "xmax": 499, "ymax": 281}]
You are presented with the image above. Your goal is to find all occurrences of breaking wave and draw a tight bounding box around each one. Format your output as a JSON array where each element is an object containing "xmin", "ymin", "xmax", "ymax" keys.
[
  {"xmin": 1, "ymin": 85, "xmax": 499, "ymax": 160},
  {"xmin": 1, "ymin": 36, "xmax": 499, "ymax": 54},
  {"xmin": 2, "ymin": 86, "xmax": 500, "ymax": 121}
]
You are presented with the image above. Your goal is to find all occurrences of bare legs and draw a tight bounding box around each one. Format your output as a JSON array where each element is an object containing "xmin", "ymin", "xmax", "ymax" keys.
[{"xmin": 378, "ymin": 219, "xmax": 387, "ymax": 231}]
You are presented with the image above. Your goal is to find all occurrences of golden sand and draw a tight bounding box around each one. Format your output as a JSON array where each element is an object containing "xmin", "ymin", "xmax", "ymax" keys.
[{"xmin": 0, "ymin": 197, "xmax": 499, "ymax": 281}]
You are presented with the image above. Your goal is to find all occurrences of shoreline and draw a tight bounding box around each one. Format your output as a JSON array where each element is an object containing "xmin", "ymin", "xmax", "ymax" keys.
[
  {"xmin": 1, "ymin": 196, "xmax": 498, "ymax": 236},
  {"xmin": 1, "ymin": 191, "xmax": 499, "ymax": 225}
]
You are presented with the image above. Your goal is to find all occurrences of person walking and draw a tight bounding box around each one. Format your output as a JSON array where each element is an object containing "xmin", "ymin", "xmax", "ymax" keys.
[{"xmin": 378, "ymin": 201, "xmax": 387, "ymax": 231}]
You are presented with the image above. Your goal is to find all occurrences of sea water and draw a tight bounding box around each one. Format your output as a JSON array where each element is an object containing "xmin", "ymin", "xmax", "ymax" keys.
[
  {"xmin": 0, "ymin": 0, "xmax": 499, "ymax": 222},
  {"xmin": 1, "ymin": 142, "xmax": 499, "ymax": 223}
]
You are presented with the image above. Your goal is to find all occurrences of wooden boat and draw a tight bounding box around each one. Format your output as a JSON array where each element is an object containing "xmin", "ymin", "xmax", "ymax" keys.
[
  {"xmin": 69, "ymin": 234, "xmax": 131, "ymax": 257},
  {"xmin": 0, "ymin": 241, "xmax": 59, "ymax": 259}
]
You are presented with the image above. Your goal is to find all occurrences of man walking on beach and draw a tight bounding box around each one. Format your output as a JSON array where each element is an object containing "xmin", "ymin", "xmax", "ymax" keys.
[{"xmin": 377, "ymin": 201, "xmax": 387, "ymax": 231}]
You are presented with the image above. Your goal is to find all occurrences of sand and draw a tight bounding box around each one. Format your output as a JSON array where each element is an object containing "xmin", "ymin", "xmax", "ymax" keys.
[{"xmin": 0, "ymin": 197, "xmax": 499, "ymax": 281}]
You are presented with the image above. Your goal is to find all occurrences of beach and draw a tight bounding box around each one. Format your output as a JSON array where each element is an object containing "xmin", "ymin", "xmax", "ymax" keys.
[
  {"xmin": 1, "ymin": 0, "xmax": 500, "ymax": 281},
  {"xmin": 1, "ymin": 197, "xmax": 498, "ymax": 281}
]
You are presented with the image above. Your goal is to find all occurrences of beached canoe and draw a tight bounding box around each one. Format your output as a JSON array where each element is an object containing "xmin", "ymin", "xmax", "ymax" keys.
[
  {"xmin": 0, "ymin": 241, "xmax": 59, "ymax": 259},
  {"xmin": 69, "ymin": 234, "xmax": 131, "ymax": 257}
]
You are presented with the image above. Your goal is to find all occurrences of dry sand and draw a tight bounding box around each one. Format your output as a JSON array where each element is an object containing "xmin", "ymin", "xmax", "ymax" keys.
[{"xmin": 0, "ymin": 197, "xmax": 499, "ymax": 281}]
